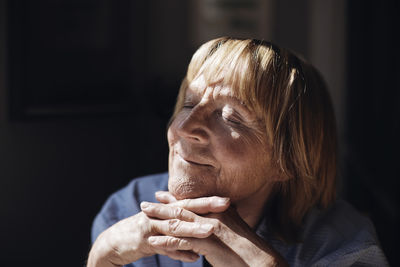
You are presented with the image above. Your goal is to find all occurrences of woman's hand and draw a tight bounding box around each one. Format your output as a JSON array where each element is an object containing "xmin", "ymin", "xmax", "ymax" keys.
[
  {"xmin": 141, "ymin": 191, "xmax": 288, "ymax": 267},
  {"xmin": 87, "ymin": 196, "xmax": 230, "ymax": 267}
]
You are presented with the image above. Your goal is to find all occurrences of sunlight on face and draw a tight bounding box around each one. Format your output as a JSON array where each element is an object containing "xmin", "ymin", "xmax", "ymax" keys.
[{"xmin": 167, "ymin": 75, "xmax": 279, "ymax": 205}]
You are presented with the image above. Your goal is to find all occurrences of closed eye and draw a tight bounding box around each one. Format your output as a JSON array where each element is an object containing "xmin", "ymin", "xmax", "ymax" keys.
[
  {"xmin": 183, "ymin": 102, "xmax": 195, "ymax": 109},
  {"xmin": 220, "ymin": 107, "xmax": 243, "ymax": 126},
  {"xmin": 216, "ymin": 110, "xmax": 242, "ymax": 125},
  {"xmin": 223, "ymin": 116, "xmax": 241, "ymax": 125}
]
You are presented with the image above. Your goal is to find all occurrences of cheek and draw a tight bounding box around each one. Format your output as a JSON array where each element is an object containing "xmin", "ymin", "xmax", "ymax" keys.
[
  {"xmin": 167, "ymin": 127, "xmax": 176, "ymax": 168},
  {"xmin": 167, "ymin": 125, "xmax": 177, "ymax": 147},
  {"xmin": 215, "ymin": 130, "xmax": 267, "ymax": 163}
]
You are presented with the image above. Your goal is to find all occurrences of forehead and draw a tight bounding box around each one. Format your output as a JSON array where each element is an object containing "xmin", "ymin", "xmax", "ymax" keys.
[
  {"xmin": 187, "ymin": 75, "xmax": 242, "ymax": 102},
  {"xmin": 186, "ymin": 75, "xmax": 263, "ymax": 121}
]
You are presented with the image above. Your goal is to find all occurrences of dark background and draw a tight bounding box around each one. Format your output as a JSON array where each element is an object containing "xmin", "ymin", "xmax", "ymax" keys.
[{"xmin": 0, "ymin": 0, "xmax": 398, "ymax": 266}]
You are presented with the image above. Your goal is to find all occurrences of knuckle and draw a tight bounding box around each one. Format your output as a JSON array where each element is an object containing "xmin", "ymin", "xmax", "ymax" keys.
[
  {"xmin": 209, "ymin": 218, "xmax": 221, "ymax": 232},
  {"xmin": 165, "ymin": 237, "xmax": 179, "ymax": 248},
  {"xmin": 168, "ymin": 219, "xmax": 181, "ymax": 233},
  {"xmin": 173, "ymin": 207, "xmax": 184, "ymax": 219},
  {"xmin": 178, "ymin": 238, "xmax": 189, "ymax": 248}
]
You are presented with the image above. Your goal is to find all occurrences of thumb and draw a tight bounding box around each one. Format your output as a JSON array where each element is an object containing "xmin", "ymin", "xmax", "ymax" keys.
[{"xmin": 155, "ymin": 191, "xmax": 177, "ymax": 204}]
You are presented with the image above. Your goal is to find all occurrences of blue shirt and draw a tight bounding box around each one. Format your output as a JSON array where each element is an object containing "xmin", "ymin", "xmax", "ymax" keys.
[{"xmin": 91, "ymin": 173, "xmax": 388, "ymax": 267}]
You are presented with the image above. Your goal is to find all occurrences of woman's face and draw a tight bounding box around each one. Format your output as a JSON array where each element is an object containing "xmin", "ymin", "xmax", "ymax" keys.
[{"xmin": 167, "ymin": 75, "xmax": 278, "ymax": 203}]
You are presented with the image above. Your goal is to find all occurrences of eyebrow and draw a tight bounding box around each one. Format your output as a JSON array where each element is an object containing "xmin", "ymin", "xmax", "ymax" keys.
[
  {"xmin": 222, "ymin": 96, "xmax": 253, "ymax": 116},
  {"xmin": 185, "ymin": 87, "xmax": 257, "ymax": 121}
]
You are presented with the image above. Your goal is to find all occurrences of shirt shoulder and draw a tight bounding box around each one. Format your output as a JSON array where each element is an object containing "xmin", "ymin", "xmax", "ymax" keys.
[
  {"xmin": 91, "ymin": 172, "xmax": 169, "ymax": 243},
  {"xmin": 284, "ymin": 199, "xmax": 389, "ymax": 266}
]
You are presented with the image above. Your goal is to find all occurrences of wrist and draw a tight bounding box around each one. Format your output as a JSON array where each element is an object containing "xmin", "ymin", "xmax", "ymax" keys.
[{"xmin": 87, "ymin": 235, "xmax": 121, "ymax": 267}]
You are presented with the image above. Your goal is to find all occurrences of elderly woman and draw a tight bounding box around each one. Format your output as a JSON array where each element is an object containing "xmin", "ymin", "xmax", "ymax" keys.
[{"xmin": 87, "ymin": 37, "xmax": 387, "ymax": 267}]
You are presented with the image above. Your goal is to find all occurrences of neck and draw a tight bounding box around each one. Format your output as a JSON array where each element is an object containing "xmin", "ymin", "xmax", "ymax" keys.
[{"xmin": 235, "ymin": 183, "xmax": 274, "ymax": 228}]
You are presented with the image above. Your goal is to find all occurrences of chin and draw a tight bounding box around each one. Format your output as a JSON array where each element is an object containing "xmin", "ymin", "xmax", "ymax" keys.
[
  {"xmin": 168, "ymin": 171, "xmax": 214, "ymax": 200},
  {"xmin": 169, "ymin": 183, "xmax": 200, "ymax": 200}
]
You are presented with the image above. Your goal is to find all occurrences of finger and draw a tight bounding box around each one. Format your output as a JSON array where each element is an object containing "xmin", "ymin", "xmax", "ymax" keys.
[
  {"xmin": 141, "ymin": 202, "xmax": 197, "ymax": 222},
  {"xmin": 156, "ymin": 192, "xmax": 230, "ymax": 213},
  {"xmin": 170, "ymin": 196, "xmax": 231, "ymax": 214},
  {"xmin": 151, "ymin": 218, "xmax": 214, "ymax": 238},
  {"xmin": 148, "ymin": 236, "xmax": 193, "ymax": 251},
  {"xmin": 155, "ymin": 191, "xmax": 177, "ymax": 204},
  {"xmin": 152, "ymin": 246, "xmax": 199, "ymax": 262},
  {"xmin": 148, "ymin": 235, "xmax": 200, "ymax": 262},
  {"xmin": 148, "ymin": 236, "xmax": 199, "ymax": 262},
  {"xmin": 149, "ymin": 235, "xmax": 247, "ymax": 267}
]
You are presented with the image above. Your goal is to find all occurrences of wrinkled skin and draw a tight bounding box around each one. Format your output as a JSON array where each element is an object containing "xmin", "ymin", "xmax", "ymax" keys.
[
  {"xmin": 87, "ymin": 193, "xmax": 287, "ymax": 267},
  {"xmin": 87, "ymin": 78, "xmax": 288, "ymax": 266}
]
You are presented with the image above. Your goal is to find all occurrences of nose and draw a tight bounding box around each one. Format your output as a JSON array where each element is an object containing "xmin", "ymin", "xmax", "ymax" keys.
[{"xmin": 174, "ymin": 104, "xmax": 211, "ymax": 145}]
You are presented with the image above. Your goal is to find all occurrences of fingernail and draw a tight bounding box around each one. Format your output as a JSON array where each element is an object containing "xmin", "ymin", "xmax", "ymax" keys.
[
  {"xmin": 140, "ymin": 201, "xmax": 150, "ymax": 210},
  {"xmin": 199, "ymin": 223, "xmax": 213, "ymax": 233},
  {"xmin": 217, "ymin": 198, "xmax": 230, "ymax": 206},
  {"xmin": 212, "ymin": 197, "xmax": 229, "ymax": 208}
]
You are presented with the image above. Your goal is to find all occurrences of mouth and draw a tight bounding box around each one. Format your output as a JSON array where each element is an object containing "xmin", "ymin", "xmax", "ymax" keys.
[
  {"xmin": 185, "ymin": 159, "xmax": 212, "ymax": 167},
  {"xmin": 177, "ymin": 153, "xmax": 214, "ymax": 168}
]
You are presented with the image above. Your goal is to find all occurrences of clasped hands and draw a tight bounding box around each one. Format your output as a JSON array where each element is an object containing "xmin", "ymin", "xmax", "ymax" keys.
[{"xmin": 88, "ymin": 192, "xmax": 287, "ymax": 267}]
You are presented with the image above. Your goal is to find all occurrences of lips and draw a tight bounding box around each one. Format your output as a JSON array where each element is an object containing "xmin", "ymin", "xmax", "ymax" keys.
[
  {"xmin": 184, "ymin": 158, "xmax": 212, "ymax": 167},
  {"xmin": 176, "ymin": 150, "xmax": 214, "ymax": 168}
]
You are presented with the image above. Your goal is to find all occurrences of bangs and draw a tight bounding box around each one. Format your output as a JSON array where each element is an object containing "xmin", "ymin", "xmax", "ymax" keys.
[
  {"xmin": 172, "ymin": 37, "xmax": 338, "ymax": 242},
  {"xmin": 186, "ymin": 38, "xmax": 276, "ymax": 114}
]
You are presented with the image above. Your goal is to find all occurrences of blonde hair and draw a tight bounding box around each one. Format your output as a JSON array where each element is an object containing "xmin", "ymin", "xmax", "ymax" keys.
[{"xmin": 171, "ymin": 37, "xmax": 337, "ymax": 242}]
